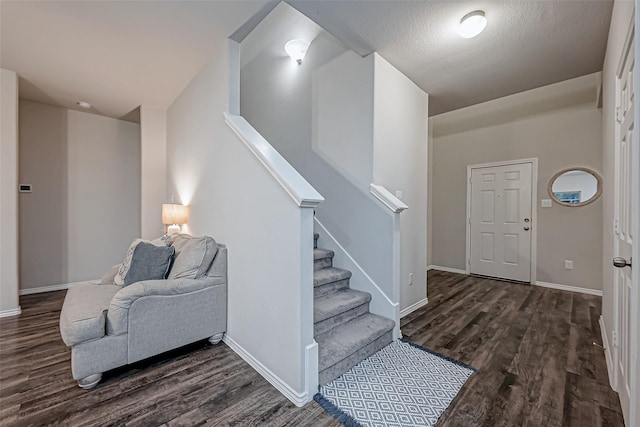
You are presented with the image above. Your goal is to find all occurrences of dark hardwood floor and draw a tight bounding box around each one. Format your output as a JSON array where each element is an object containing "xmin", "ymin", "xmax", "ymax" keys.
[
  {"xmin": 402, "ymin": 270, "xmax": 624, "ymax": 427},
  {"xmin": 0, "ymin": 271, "xmax": 623, "ymax": 426}
]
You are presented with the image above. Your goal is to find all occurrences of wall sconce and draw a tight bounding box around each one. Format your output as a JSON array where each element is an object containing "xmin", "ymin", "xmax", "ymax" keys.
[
  {"xmin": 162, "ymin": 203, "xmax": 189, "ymax": 235},
  {"xmin": 285, "ymin": 39, "xmax": 310, "ymax": 65}
]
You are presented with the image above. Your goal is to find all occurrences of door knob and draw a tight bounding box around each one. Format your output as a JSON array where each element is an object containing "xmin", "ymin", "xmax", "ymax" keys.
[
  {"xmin": 524, "ymin": 218, "xmax": 530, "ymax": 222},
  {"xmin": 524, "ymin": 227, "xmax": 530, "ymax": 231},
  {"xmin": 613, "ymin": 257, "xmax": 632, "ymax": 268}
]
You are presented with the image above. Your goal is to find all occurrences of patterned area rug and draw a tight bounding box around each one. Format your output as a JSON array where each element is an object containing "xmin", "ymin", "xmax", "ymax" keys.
[{"xmin": 314, "ymin": 340, "xmax": 477, "ymax": 427}]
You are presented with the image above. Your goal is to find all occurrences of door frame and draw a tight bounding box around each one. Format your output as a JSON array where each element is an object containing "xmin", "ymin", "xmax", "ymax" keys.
[
  {"xmin": 632, "ymin": 7, "xmax": 640, "ymax": 423},
  {"xmin": 465, "ymin": 158, "xmax": 538, "ymax": 284},
  {"xmin": 610, "ymin": 11, "xmax": 639, "ymax": 424},
  {"xmin": 628, "ymin": 7, "xmax": 639, "ymax": 425}
]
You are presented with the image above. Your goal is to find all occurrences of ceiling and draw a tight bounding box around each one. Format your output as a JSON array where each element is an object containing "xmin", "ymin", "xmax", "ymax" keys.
[
  {"xmin": 0, "ymin": 1, "xmax": 272, "ymax": 120},
  {"xmin": 289, "ymin": 0, "xmax": 614, "ymax": 115},
  {"xmin": 1, "ymin": 0, "xmax": 613, "ymax": 119}
]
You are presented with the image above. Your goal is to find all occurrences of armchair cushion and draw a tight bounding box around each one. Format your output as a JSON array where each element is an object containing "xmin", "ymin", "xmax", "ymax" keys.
[
  {"xmin": 60, "ymin": 283, "xmax": 121, "ymax": 347},
  {"xmin": 168, "ymin": 234, "xmax": 218, "ymax": 280},
  {"xmin": 123, "ymin": 242, "xmax": 175, "ymax": 286},
  {"xmin": 100, "ymin": 264, "xmax": 120, "ymax": 285},
  {"xmin": 114, "ymin": 237, "xmax": 169, "ymax": 285}
]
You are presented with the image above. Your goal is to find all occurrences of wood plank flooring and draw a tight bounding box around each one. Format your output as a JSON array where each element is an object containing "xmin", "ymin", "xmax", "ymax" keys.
[
  {"xmin": 0, "ymin": 271, "xmax": 624, "ymax": 426},
  {"xmin": 402, "ymin": 271, "xmax": 624, "ymax": 427}
]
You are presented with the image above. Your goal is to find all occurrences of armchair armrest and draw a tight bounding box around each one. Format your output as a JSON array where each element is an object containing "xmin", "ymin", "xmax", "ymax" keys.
[
  {"xmin": 106, "ymin": 276, "xmax": 226, "ymax": 336},
  {"xmin": 60, "ymin": 283, "xmax": 121, "ymax": 346}
]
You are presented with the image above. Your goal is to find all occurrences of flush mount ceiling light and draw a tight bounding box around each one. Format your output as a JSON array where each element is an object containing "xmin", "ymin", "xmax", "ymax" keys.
[
  {"xmin": 458, "ymin": 10, "xmax": 487, "ymax": 39},
  {"xmin": 77, "ymin": 100, "xmax": 92, "ymax": 109},
  {"xmin": 284, "ymin": 39, "xmax": 310, "ymax": 65}
]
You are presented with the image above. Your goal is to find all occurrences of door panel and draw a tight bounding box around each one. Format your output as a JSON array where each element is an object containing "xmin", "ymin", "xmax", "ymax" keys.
[
  {"xmin": 481, "ymin": 191, "xmax": 495, "ymax": 222},
  {"xmin": 469, "ymin": 162, "xmax": 533, "ymax": 282},
  {"xmin": 504, "ymin": 234, "xmax": 519, "ymax": 265},
  {"xmin": 504, "ymin": 189, "xmax": 520, "ymax": 223},
  {"xmin": 614, "ymin": 32, "xmax": 634, "ymax": 425},
  {"xmin": 481, "ymin": 233, "xmax": 494, "ymax": 261}
]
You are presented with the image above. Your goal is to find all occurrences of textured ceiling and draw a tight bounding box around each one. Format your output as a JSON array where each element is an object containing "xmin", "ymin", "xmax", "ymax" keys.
[
  {"xmin": 0, "ymin": 0, "xmax": 613, "ymax": 119},
  {"xmin": 290, "ymin": 0, "xmax": 614, "ymax": 115},
  {"xmin": 0, "ymin": 1, "xmax": 272, "ymax": 120}
]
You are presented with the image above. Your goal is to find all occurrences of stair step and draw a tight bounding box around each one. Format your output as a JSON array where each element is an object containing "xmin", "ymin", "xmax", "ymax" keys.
[
  {"xmin": 314, "ymin": 289, "xmax": 371, "ymax": 335},
  {"xmin": 314, "ymin": 267, "xmax": 351, "ymax": 297},
  {"xmin": 316, "ymin": 313, "xmax": 395, "ymax": 385},
  {"xmin": 314, "ymin": 248, "xmax": 334, "ymax": 270}
]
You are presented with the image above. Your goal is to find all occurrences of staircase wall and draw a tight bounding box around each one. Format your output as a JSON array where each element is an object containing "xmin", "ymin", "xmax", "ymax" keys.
[
  {"xmin": 372, "ymin": 55, "xmax": 429, "ymax": 312},
  {"xmin": 240, "ymin": 3, "xmax": 429, "ymax": 315},
  {"xmin": 240, "ymin": 8, "xmax": 397, "ymax": 302},
  {"xmin": 166, "ymin": 41, "xmax": 320, "ymax": 406}
]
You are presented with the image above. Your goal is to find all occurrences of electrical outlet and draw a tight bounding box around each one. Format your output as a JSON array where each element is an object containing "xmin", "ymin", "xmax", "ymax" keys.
[
  {"xmin": 409, "ymin": 273, "xmax": 413, "ymax": 285},
  {"xmin": 613, "ymin": 330, "xmax": 619, "ymax": 347},
  {"xmin": 541, "ymin": 199, "xmax": 552, "ymax": 208},
  {"xmin": 564, "ymin": 260, "xmax": 573, "ymax": 270}
]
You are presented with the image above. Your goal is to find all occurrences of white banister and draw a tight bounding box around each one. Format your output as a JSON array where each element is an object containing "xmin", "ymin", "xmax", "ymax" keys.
[
  {"xmin": 224, "ymin": 113, "xmax": 324, "ymax": 208},
  {"xmin": 369, "ymin": 184, "xmax": 408, "ymax": 213}
]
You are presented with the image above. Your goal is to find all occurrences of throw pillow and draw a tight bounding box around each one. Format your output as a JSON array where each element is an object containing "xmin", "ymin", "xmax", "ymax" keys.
[
  {"xmin": 123, "ymin": 242, "xmax": 175, "ymax": 286},
  {"xmin": 114, "ymin": 237, "xmax": 169, "ymax": 285},
  {"xmin": 168, "ymin": 234, "xmax": 218, "ymax": 280}
]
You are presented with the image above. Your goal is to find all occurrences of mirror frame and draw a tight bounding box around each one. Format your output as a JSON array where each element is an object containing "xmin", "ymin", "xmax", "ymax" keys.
[{"xmin": 548, "ymin": 166, "xmax": 603, "ymax": 207}]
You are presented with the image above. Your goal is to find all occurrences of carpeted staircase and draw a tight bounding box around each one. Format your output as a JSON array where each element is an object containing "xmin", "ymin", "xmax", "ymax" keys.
[{"xmin": 313, "ymin": 232, "xmax": 396, "ymax": 385}]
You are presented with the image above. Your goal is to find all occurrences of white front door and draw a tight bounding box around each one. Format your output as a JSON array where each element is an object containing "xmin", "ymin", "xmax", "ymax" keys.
[
  {"xmin": 468, "ymin": 161, "xmax": 533, "ymax": 282},
  {"xmin": 614, "ymin": 22, "xmax": 635, "ymax": 425}
]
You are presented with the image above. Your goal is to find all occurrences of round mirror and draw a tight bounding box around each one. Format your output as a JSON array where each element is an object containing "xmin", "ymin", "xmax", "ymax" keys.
[{"xmin": 548, "ymin": 167, "xmax": 602, "ymax": 207}]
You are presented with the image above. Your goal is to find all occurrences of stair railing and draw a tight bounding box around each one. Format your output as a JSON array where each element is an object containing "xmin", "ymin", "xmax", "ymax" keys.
[{"xmin": 369, "ymin": 183, "xmax": 407, "ymax": 326}]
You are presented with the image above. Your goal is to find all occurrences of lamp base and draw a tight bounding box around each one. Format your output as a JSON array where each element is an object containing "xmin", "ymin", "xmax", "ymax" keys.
[{"xmin": 167, "ymin": 224, "xmax": 181, "ymax": 235}]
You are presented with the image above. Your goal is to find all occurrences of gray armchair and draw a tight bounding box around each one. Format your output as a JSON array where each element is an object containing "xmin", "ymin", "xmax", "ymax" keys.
[{"xmin": 59, "ymin": 239, "xmax": 227, "ymax": 389}]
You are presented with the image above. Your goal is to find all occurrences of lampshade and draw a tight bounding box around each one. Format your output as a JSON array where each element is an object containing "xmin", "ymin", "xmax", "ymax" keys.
[{"xmin": 162, "ymin": 204, "xmax": 189, "ymax": 225}]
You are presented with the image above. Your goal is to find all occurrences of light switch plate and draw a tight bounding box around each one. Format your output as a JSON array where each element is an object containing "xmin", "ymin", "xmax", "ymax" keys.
[
  {"xmin": 395, "ymin": 190, "xmax": 403, "ymax": 200},
  {"xmin": 541, "ymin": 199, "xmax": 552, "ymax": 208}
]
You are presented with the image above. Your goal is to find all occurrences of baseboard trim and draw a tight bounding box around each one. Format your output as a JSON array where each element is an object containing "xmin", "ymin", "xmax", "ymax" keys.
[
  {"xmin": 426, "ymin": 267, "xmax": 602, "ymax": 297},
  {"xmin": 400, "ymin": 298, "xmax": 429, "ymax": 318},
  {"xmin": 20, "ymin": 283, "xmax": 69, "ymax": 295},
  {"xmin": 427, "ymin": 265, "xmax": 466, "ymax": 275},
  {"xmin": 534, "ymin": 281, "xmax": 602, "ymax": 296},
  {"xmin": 0, "ymin": 307, "xmax": 22, "ymax": 318},
  {"xmin": 599, "ymin": 315, "xmax": 617, "ymax": 390},
  {"xmin": 223, "ymin": 335, "xmax": 310, "ymax": 407},
  {"xmin": 19, "ymin": 279, "xmax": 100, "ymax": 296},
  {"xmin": 305, "ymin": 341, "xmax": 319, "ymax": 400}
]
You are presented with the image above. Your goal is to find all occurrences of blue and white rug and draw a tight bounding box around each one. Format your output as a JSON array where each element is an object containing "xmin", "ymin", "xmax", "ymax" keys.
[{"xmin": 314, "ymin": 340, "xmax": 477, "ymax": 427}]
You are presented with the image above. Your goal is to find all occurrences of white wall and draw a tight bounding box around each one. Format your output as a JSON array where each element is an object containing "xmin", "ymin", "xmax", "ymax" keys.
[
  {"xmin": 19, "ymin": 101, "xmax": 140, "ymax": 289},
  {"xmin": 0, "ymin": 68, "xmax": 20, "ymax": 315},
  {"xmin": 240, "ymin": 4, "xmax": 429, "ymax": 313},
  {"xmin": 431, "ymin": 95, "xmax": 603, "ymax": 290},
  {"xmin": 18, "ymin": 100, "xmax": 68, "ymax": 289},
  {"xmin": 373, "ymin": 54, "xmax": 428, "ymax": 310},
  {"xmin": 312, "ymin": 50, "xmax": 374, "ymax": 190},
  {"xmin": 240, "ymin": 7, "xmax": 395, "ymax": 295},
  {"xmin": 67, "ymin": 110, "xmax": 140, "ymax": 282},
  {"xmin": 167, "ymin": 42, "xmax": 317, "ymax": 404},
  {"xmin": 601, "ymin": 0, "xmax": 634, "ymax": 397},
  {"xmin": 140, "ymin": 105, "xmax": 167, "ymax": 239}
]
